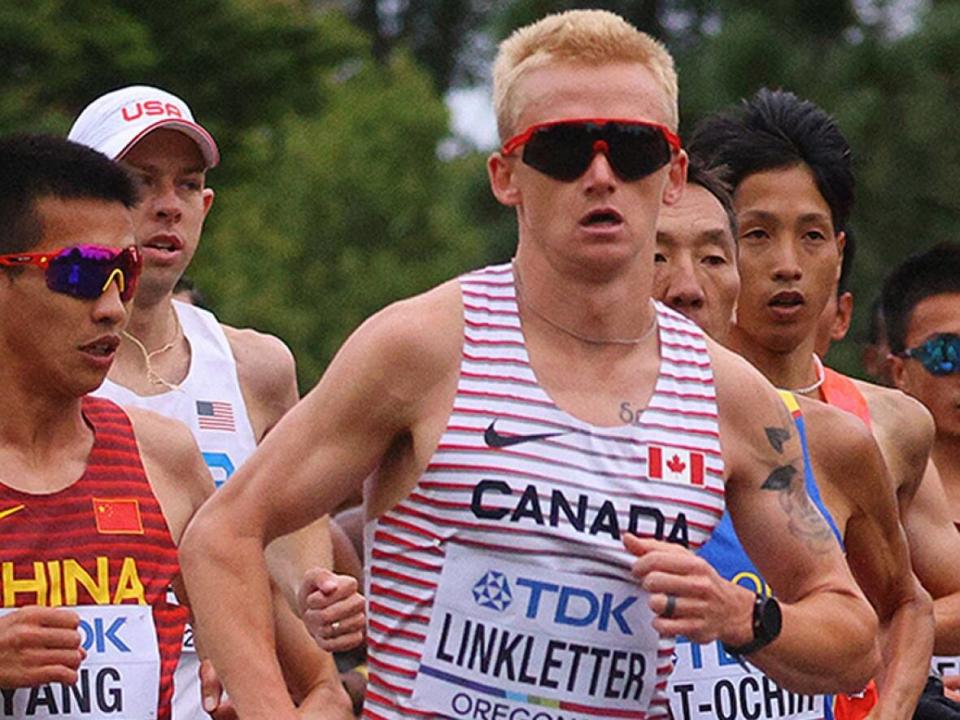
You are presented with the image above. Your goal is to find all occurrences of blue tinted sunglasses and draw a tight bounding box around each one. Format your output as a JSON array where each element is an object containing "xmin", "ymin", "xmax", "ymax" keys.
[{"xmin": 899, "ymin": 333, "xmax": 960, "ymax": 376}]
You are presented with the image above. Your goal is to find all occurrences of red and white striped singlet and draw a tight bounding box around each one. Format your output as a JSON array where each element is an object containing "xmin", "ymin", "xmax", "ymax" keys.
[
  {"xmin": 365, "ymin": 264, "xmax": 725, "ymax": 720},
  {"xmin": 0, "ymin": 397, "xmax": 186, "ymax": 720}
]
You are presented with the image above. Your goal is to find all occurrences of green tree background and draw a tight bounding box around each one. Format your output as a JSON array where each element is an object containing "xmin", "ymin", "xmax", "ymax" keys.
[{"xmin": 4, "ymin": 0, "xmax": 958, "ymax": 387}]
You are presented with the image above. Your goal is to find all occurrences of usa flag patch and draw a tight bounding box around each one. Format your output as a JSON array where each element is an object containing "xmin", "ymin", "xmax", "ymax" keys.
[
  {"xmin": 196, "ymin": 400, "xmax": 236, "ymax": 432},
  {"xmin": 648, "ymin": 445, "xmax": 705, "ymax": 486}
]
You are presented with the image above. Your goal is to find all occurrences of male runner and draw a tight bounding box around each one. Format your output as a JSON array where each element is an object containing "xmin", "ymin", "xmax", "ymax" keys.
[
  {"xmin": 653, "ymin": 159, "xmax": 739, "ymax": 344},
  {"xmin": 180, "ymin": 11, "xmax": 880, "ymax": 719},
  {"xmin": 68, "ymin": 86, "xmax": 360, "ymax": 717},
  {"xmin": 690, "ymin": 87, "xmax": 960, "ymax": 711},
  {"xmin": 655, "ymin": 154, "xmax": 931, "ymax": 719},
  {"xmin": 883, "ymin": 244, "xmax": 960, "ymax": 684},
  {"xmin": 0, "ymin": 133, "xmax": 212, "ymax": 720}
]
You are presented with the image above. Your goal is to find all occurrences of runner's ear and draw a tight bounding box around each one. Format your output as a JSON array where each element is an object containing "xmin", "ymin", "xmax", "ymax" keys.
[{"xmin": 488, "ymin": 152, "xmax": 521, "ymax": 207}]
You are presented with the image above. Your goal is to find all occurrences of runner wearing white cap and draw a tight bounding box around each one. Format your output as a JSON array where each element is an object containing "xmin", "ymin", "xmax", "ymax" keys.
[
  {"xmin": 69, "ymin": 85, "xmax": 359, "ymax": 719},
  {"xmin": 69, "ymin": 85, "xmax": 220, "ymax": 168}
]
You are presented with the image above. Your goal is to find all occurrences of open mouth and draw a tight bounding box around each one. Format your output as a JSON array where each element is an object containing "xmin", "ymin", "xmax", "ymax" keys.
[
  {"xmin": 580, "ymin": 208, "xmax": 624, "ymax": 228},
  {"xmin": 80, "ymin": 336, "xmax": 119, "ymax": 357},
  {"xmin": 143, "ymin": 235, "xmax": 182, "ymax": 253},
  {"xmin": 768, "ymin": 290, "xmax": 805, "ymax": 309}
]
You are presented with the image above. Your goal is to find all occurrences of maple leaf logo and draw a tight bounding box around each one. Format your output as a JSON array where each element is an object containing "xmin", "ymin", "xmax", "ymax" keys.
[{"xmin": 667, "ymin": 454, "xmax": 686, "ymax": 474}]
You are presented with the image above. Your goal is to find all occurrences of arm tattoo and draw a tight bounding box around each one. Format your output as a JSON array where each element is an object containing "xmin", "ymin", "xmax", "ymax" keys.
[
  {"xmin": 761, "ymin": 464, "xmax": 797, "ymax": 490},
  {"xmin": 762, "ymin": 458, "xmax": 836, "ymax": 553},
  {"xmin": 765, "ymin": 426, "xmax": 792, "ymax": 454}
]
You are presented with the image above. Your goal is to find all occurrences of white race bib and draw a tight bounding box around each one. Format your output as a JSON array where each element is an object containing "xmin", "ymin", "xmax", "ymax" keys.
[
  {"xmin": 668, "ymin": 637, "xmax": 823, "ymax": 720},
  {"xmin": 411, "ymin": 545, "xmax": 659, "ymax": 718},
  {"xmin": 0, "ymin": 605, "xmax": 160, "ymax": 720},
  {"xmin": 933, "ymin": 655, "xmax": 960, "ymax": 678}
]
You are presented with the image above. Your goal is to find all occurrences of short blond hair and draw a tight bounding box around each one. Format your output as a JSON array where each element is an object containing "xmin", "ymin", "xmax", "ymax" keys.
[{"xmin": 492, "ymin": 9, "xmax": 678, "ymax": 141}]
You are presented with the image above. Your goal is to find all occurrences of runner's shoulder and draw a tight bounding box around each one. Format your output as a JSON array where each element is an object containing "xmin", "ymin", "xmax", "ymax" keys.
[
  {"xmin": 344, "ymin": 279, "xmax": 463, "ymax": 391},
  {"xmin": 852, "ymin": 377, "xmax": 934, "ymax": 454},
  {"xmin": 222, "ymin": 324, "xmax": 296, "ymax": 398},
  {"xmin": 124, "ymin": 406, "xmax": 214, "ymax": 527},
  {"xmin": 707, "ymin": 339, "xmax": 799, "ymax": 458},
  {"xmin": 797, "ymin": 395, "xmax": 890, "ymax": 494},
  {"xmin": 708, "ymin": 338, "xmax": 782, "ymax": 411}
]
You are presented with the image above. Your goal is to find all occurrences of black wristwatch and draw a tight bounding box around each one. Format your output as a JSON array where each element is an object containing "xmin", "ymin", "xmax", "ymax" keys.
[{"xmin": 722, "ymin": 593, "xmax": 782, "ymax": 656}]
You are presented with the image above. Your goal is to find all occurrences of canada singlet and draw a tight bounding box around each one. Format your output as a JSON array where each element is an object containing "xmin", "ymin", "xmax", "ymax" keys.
[
  {"xmin": 0, "ymin": 397, "xmax": 185, "ymax": 720},
  {"xmin": 363, "ymin": 264, "xmax": 726, "ymax": 720}
]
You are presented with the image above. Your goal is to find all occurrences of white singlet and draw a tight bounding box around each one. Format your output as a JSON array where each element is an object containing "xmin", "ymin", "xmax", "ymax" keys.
[
  {"xmin": 364, "ymin": 263, "xmax": 726, "ymax": 720},
  {"xmin": 93, "ymin": 300, "xmax": 258, "ymax": 720}
]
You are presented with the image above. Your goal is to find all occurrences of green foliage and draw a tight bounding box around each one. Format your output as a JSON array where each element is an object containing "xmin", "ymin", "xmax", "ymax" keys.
[
  {"xmin": 7, "ymin": 0, "xmax": 960, "ymax": 384},
  {"xmin": 194, "ymin": 51, "xmax": 484, "ymax": 386}
]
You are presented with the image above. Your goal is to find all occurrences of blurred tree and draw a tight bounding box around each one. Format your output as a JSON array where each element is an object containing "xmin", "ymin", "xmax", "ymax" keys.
[
  {"xmin": 0, "ymin": 0, "xmax": 366, "ymax": 184},
  {"xmin": 5, "ymin": 0, "xmax": 958, "ymax": 383},
  {"xmin": 345, "ymin": 0, "xmax": 487, "ymax": 91},
  {"xmin": 195, "ymin": 50, "xmax": 484, "ymax": 386}
]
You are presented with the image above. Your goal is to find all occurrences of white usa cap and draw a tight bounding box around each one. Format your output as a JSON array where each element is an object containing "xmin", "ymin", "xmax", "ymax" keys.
[{"xmin": 68, "ymin": 85, "xmax": 220, "ymax": 168}]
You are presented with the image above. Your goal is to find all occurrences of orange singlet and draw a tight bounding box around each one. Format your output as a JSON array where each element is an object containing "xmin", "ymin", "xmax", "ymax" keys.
[{"xmin": 820, "ymin": 367, "xmax": 872, "ymax": 429}]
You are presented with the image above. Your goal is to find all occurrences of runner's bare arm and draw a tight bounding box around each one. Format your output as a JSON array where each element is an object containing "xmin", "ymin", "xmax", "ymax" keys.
[
  {"xmin": 129, "ymin": 407, "xmax": 351, "ymax": 713},
  {"xmin": 228, "ymin": 324, "xmax": 354, "ymax": 614},
  {"xmin": 903, "ymin": 459, "xmax": 960, "ymax": 655},
  {"xmin": 810, "ymin": 411, "xmax": 932, "ymax": 719},
  {"xmin": 180, "ymin": 284, "xmax": 462, "ymax": 718},
  {"xmin": 717, "ymin": 353, "xmax": 880, "ymax": 693},
  {"xmin": 853, "ymin": 380, "xmax": 960, "ymax": 655}
]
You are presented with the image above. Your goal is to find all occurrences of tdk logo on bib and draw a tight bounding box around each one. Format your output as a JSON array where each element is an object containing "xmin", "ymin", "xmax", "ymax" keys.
[
  {"xmin": 472, "ymin": 571, "xmax": 512, "ymax": 611},
  {"xmin": 472, "ymin": 569, "xmax": 638, "ymax": 635},
  {"xmin": 516, "ymin": 577, "xmax": 638, "ymax": 635}
]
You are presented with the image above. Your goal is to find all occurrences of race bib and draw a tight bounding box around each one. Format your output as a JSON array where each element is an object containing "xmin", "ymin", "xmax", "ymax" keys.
[
  {"xmin": 933, "ymin": 655, "xmax": 960, "ymax": 678},
  {"xmin": 411, "ymin": 545, "xmax": 659, "ymax": 719},
  {"xmin": 0, "ymin": 605, "xmax": 160, "ymax": 720},
  {"xmin": 669, "ymin": 637, "xmax": 823, "ymax": 720}
]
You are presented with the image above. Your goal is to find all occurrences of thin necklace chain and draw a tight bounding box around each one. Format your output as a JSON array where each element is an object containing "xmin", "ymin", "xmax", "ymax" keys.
[
  {"xmin": 122, "ymin": 307, "xmax": 183, "ymax": 390},
  {"xmin": 513, "ymin": 263, "xmax": 657, "ymax": 346},
  {"xmin": 778, "ymin": 354, "xmax": 825, "ymax": 395}
]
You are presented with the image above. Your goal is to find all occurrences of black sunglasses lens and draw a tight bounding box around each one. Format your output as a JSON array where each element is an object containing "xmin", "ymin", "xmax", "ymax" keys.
[
  {"xmin": 522, "ymin": 123, "xmax": 672, "ymax": 182},
  {"xmin": 522, "ymin": 123, "xmax": 595, "ymax": 181},
  {"xmin": 606, "ymin": 124, "xmax": 672, "ymax": 180}
]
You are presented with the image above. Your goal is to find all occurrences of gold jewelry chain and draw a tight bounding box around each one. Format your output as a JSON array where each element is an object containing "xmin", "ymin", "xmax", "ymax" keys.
[
  {"xmin": 513, "ymin": 262, "xmax": 657, "ymax": 346},
  {"xmin": 121, "ymin": 309, "xmax": 183, "ymax": 390}
]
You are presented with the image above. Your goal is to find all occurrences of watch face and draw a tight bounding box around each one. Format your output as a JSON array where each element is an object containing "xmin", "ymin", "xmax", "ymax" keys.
[{"xmin": 760, "ymin": 596, "xmax": 783, "ymax": 639}]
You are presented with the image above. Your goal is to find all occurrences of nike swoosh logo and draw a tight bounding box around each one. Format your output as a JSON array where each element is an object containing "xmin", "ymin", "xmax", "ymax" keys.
[
  {"xmin": 0, "ymin": 504, "xmax": 25, "ymax": 521},
  {"xmin": 484, "ymin": 420, "xmax": 566, "ymax": 448}
]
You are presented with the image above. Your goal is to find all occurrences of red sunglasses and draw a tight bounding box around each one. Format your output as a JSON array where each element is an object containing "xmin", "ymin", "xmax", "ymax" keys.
[
  {"xmin": 0, "ymin": 244, "xmax": 142, "ymax": 302},
  {"xmin": 502, "ymin": 117, "xmax": 682, "ymax": 182}
]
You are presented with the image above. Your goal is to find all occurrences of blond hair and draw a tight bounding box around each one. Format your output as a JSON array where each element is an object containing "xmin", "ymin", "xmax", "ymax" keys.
[{"xmin": 492, "ymin": 9, "xmax": 678, "ymax": 141}]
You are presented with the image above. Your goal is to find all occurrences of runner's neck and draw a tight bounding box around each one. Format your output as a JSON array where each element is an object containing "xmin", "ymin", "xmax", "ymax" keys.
[{"xmin": 727, "ymin": 326, "xmax": 821, "ymax": 395}]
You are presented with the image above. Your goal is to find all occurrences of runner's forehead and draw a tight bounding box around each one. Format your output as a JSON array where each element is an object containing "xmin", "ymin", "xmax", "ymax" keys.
[
  {"xmin": 33, "ymin": 197, "xmax": 134, "ymax": 252},
  {"xmin": 512, "ymin": 61, "xmax": 674, "ymax": 133}
]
